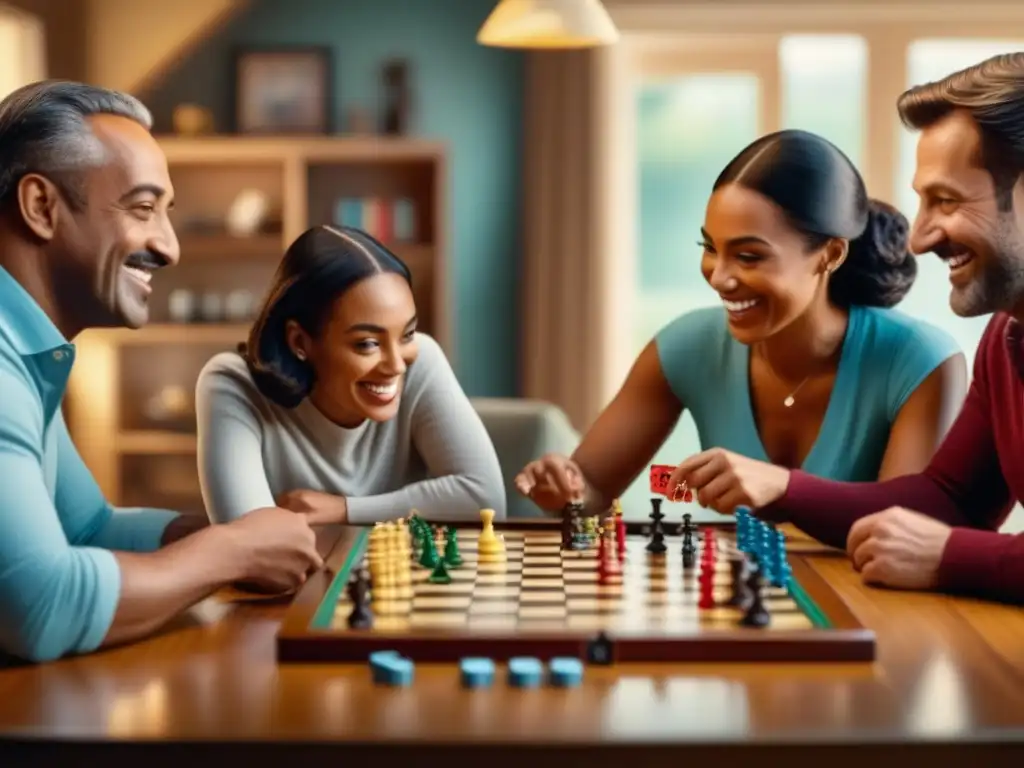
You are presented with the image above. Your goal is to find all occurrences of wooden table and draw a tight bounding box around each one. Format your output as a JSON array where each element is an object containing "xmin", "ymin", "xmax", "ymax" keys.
[{"xmin": 2, "ymin": 525, "xmax": 1024, "ymax": 766}]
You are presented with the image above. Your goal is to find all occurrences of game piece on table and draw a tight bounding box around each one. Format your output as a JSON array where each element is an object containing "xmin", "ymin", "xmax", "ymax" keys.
[
  {"xmin": 417, "ymin": 525, "xmax": 440, "ymax": 568},
  {"xmin": 734, "ymin": 506, "xmax": 752, "ymax": 551},
  {"xmin": 562, "ymin": 501, "xmax": 582, "ymax": 550},
  {"xmin": 548, "ymin": 657, "xmax": 584, "ymax": 688},
  {"xmin": 460, "ymin": 657, "xmax": 496, "ymax": 688},
  {"xmin": 583, "ymin": 515, "xmax": 598, "ymax": 546},
  {"xmin": 726, "ymin": 554, "xmax": 750, "ymax": 608},
  {"xmin": 740, "ymin": 561, "xmax": 770, "ymax": 628},
  {"xmin": 646, "ymin": 498, "xmax": 667, "ymax": 554},
  {"xmin": 597, "ymin": 521, "xmax": 622, "ymax": 585},
  {"xmin": 443, "ymin": 525, "xmax": 463, "ymax": 566},
  {"xmin": 571, "ymin": 516, "xmax": 590, "ymax": 551},
  {"xmin": 369, "ymin": 649, "xmax": 399, "ymax": 667},
  {"xmin": 698, "ymin": 577, "xmax": 716, "ymax": 609},
  {"xmin": 477, "ymin": 508, "xmax": 507, "ymax": 563},
  {"xmin": 612, "ymin": 499, "xmax": 626, "ymax": 561},
  {"xmin": 772, "ymin": 529, "xmax": 792, "ymax": 588},
  {"xmin": 428, "ymin": 554, "xmax": 452, "ymax": 584},
  {"xmin": 346, "ymin": 567, "xmax": 374, "ymax": 629},
  {"xmin": 371, "ymin": 654, "xmax": 415, "ymax": 686},
  {"xmin": 586, "ymin": 631, "xmax": 614, "ymax": 665},
  {"xmin": 508, "ymin": 657, "xmax": 544, "ymax": 688}
]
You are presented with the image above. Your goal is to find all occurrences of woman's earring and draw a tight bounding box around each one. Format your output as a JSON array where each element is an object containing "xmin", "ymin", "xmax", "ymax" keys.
[{"xmin": 295, "ymin": 350, "xmax": 306, "ymax": 361}]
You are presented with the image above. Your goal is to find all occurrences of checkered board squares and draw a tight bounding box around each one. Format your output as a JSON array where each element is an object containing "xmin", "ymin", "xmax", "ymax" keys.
[{"xmin": 329, "ymin": 529, "xmax": 813, "ymax": 634}]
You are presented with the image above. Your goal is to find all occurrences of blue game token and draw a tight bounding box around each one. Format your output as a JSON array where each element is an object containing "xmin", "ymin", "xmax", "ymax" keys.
[
  {"xmin": 460, "ymin": 657, "xmax": 496, "ymax": 688},
  {"xmin": 548, "ymin": 657, "xmax": 584, "ymax": 687},
  {"xmin": 371, "ymin": 655, "xmax": 414, "ymax": 686},
  {"xmin": 507, "ymin": 657, "xmax": 543, "ymax": 688},
  {"xmin": 369, "ymin": 650, "xmax": 400, "ymax": 667}
]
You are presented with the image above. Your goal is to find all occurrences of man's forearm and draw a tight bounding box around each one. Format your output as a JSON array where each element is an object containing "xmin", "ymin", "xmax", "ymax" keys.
[{"xmin": 101, "ymin": 524, "xmax": 243, "ymax": 647}]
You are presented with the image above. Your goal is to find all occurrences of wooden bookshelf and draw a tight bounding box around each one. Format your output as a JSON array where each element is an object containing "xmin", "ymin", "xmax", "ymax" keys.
[{"xmin": 65, "ymin": 136, "xmax": 449, "ymax": 509}]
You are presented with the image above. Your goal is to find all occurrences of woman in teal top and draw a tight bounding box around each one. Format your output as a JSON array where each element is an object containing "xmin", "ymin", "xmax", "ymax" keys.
[{"xmin": 515, "ymin": 129, "xmax": 968, "ymax": 515}]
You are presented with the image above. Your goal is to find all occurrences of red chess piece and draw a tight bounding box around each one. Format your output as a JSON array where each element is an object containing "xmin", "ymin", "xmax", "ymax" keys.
[
  {"xmin": 683, "ymin": 489, "xmax": 693, "ymax": 503},
  {"xmin": 598, "ymin": 527, "xmax": 622, "ymax": 585},
  {"xmin": 699, "ymin": 579, "xmax": 716, "ymax": 609},
  {"xmin": 615, "ymin": 513, "xmax": 626, "ymax": 561}
]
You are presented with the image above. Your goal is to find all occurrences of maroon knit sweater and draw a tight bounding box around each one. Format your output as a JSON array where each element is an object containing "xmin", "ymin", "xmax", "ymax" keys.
[{"xmin": 761, "ymin": 312, "xmax": 1024, "ymax": 604}]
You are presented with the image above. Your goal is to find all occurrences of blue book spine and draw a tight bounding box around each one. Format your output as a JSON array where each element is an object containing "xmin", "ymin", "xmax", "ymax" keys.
[
  {"xmin": 333, "ymin": 198, "xmax": 363, "ymax": 228},
  {"xmin": 392, "ymin": 198, "xmax": 417, "ymax": 242}
]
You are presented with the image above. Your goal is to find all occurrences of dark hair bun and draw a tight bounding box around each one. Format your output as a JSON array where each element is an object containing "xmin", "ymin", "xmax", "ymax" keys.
[{"xmin": 830, "ymin": 198, "xmax": 916, "ymax": 308}]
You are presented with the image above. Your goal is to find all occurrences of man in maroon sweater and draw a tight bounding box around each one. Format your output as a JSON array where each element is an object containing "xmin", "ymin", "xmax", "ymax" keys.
[{"xmin": 668, "ymin": 53, "xmax": 1024, "ymax": 605}]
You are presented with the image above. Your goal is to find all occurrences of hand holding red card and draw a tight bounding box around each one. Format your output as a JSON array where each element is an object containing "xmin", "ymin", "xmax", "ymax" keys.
[{"xmin": 649, "ymin": 464, "xmax": 692, "ymax": 502}]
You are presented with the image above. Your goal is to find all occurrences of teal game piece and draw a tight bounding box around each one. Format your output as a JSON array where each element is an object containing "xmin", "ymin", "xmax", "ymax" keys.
[
  {"xmin": 507, "ymin": 657, "xmax": 544, "ymax": 688},
  {"xmin": 548, "ymin": 657, "xmax": 583, "ymax": 687},
  {"xmin": 370, "ymin": 653, "xmax": 414, "ymax": 686},
  {"xmin": 460, "ymin": 657, "xmax": 496, "ymax": 688}
]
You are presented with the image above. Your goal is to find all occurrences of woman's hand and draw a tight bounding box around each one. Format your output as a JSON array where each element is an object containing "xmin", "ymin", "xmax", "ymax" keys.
[
  {"xmin": 514, "ymin": 453, "xmax": 586, "ymax": 513},
  {"xmin": 276, "ymin": 489, "xmax": 348, "ymax": 525},
  {"xmin": 666, "ymin": 448, "xmax": 790, "ymax": 514}
]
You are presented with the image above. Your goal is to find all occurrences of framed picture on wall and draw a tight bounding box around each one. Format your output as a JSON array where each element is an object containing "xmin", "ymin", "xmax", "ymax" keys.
[{"xmin": 233, "ymin": 46, "xmax": 333, "ymax": 134}]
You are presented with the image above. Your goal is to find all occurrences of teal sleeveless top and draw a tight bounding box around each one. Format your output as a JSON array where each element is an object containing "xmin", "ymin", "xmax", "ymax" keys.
[{"xmin": 654, "ymin": 305, "xmax": 962, "ymax": 481}]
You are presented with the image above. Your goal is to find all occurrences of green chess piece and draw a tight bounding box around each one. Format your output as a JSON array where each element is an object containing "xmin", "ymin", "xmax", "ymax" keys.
[
  {"xmin": 418, "ymin": 529, "xmax": 440, "ymax": 568},
  {"xmin": 428, "ymin": 555, "xmax": 452, "ymax": 584},
  {"xmin": 443, "ymin": 526, "xmax": 463, "ymax": 566}
]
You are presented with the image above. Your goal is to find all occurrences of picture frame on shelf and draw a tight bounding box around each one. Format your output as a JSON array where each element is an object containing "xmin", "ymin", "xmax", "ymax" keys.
[{"xmin": 232, "ymin": 46, "xmax": 333, "ymax": 134}]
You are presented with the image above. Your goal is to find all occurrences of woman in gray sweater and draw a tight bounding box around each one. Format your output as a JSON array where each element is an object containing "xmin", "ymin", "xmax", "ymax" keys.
[{"xmin": 194, "ymin": 225, "xmax": 506, "ymax": 526}]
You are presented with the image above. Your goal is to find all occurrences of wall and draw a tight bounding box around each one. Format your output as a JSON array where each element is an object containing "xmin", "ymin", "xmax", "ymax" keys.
[
  {"xmin": 137, "ymin": 0, "xmax": 524, "ymax": 397},
  {"xmin": 3, "ymin": 0, "xmax": 87, "ymax": 80},
  {"xmin": 85, "ymin": 0, "xmax": 246, "ymax": 93}
]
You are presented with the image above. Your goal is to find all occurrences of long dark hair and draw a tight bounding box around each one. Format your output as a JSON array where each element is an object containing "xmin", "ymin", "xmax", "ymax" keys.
[
  {"xmin": 713, "ymin": 129, "xmax": 916, "ymax": 308},
  {"xmin": 240, "ymin": 225, "xmax": 412, "ymax": 408}
]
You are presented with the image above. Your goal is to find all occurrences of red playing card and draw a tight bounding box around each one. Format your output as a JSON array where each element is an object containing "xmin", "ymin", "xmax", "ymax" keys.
[{"xmin": 649, "ymin": 464, "xmax": 674, "ymax": 494}]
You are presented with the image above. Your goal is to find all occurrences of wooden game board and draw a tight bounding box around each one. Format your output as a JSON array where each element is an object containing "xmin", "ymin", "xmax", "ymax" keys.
[{"xmin": 276, "ymin": 519, "xmax": 875, "ymax": 664}]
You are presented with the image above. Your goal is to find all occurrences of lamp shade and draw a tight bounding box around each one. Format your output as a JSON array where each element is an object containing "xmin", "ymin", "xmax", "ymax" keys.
[{"xmin": 477, "ymin": 0, "xmax": 619, "ymax": 49}]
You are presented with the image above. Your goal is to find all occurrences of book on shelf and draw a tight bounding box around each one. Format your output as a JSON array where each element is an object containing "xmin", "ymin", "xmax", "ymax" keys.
[{"xmin": 333, "ymin": 197, "xmax": 417, "ymax": 244}]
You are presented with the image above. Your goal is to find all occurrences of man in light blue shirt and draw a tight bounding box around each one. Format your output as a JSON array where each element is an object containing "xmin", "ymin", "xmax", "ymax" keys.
[{"xmin": 0, "ymin": 81, "xmax": 323, "ymax": 663}]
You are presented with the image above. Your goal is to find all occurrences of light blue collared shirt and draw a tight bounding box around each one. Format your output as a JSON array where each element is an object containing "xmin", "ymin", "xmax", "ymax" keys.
[{"xmin": 0, "ymin": 265, "xmax": 179, "ymax": 662}]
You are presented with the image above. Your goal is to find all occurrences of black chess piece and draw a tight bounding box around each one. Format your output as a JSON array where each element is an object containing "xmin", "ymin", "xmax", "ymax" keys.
[
  {"xmin": 646, "ymin": 498, "xmax": 667, "ymax": 554},
  {"xmin": 346, "ymin": 567, "xmax": 374, "ymax": 629},
  {"xmin": 739, "ymin": 561, "xmax": 770, "ymax": 628},
  {"xmin": 586, "ymin": 631, "xmax": 615, "ymax": 665},
  {"xmin": 726, "ymin": 554, "xmax": 750, "ymax": 608},
  {"xmin": 562, "ymin": 502, "xmax": 582, "ymax": 550}
]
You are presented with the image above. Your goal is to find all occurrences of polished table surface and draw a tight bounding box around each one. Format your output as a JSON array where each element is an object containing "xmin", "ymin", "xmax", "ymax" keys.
[{"xmin": 2, "ymin": 525, "xmax": 1024, "ymax": 764}]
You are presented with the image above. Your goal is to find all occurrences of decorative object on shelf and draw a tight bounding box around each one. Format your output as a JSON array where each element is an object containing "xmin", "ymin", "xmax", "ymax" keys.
[
  {"xmin": 143, "ymin": 385, "xmax": 193, "ymax": 429},
  {"xmin": 346, "ymin": 106, "xmax": 373, "ymax": 134},
  {"xmin": 477, "ymin": 0, "xmax": 619, "ymax": 49},
  {"xmin": 225, "ymin": 189, "xmax": 270, "ymax": 237},
  {"xmin": 233, "ymin": 46, "xmax": 333, "ymax": 134},
  {"xmin": 381, "ymin": 59, "xmax": 412, "ymax": 135},
  {"xmin": 225, "ymin": 289, "xmax": 255, "ymax": 322},
  {"xmin": 333, "ymin": 196, "xmax": 417, "ymax": 243},
  {"xmin": 201, "ymin": 292, "xmax": 224, "ymax": 323},
  {"xmin": 172, "ymin": 104, "xmax": 214, "ymax": 135},
  {"xmin": 168, "ymin": 289, "xmax": 197, "ymax": 323}
]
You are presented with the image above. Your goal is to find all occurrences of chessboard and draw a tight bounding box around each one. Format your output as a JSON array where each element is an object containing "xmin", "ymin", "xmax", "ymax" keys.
[{"xmin": 277, "ymin": 502, "xmax": 875, "ymax": 664}]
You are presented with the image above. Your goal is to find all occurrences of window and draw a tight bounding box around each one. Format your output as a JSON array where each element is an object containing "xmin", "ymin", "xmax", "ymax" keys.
[
  {"xmin": 626, "ymin": 70, "xmax": 764, "ymax": 515},
  {"xmin": 780, "ymin": 35, "xmax": 867, "ymax": 169},
  {"xmin": 897, "ymin": 40, "xmax": 1024, "ymax": 373}
]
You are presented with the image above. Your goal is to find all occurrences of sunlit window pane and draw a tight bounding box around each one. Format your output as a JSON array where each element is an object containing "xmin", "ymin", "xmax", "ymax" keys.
[
  {"xmin": 780, "ymin": 34, "xmax": 867, "ymax": 168},
  {"xmin": 627, "ymin": 73, "xmax": 761, "ymax": 516}
]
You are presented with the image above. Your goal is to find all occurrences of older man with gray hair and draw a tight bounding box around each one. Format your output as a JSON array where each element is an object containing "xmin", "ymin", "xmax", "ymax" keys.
[{"xmin": 0, "ymin": 80, "xmax": 323, "ymax": 663}]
